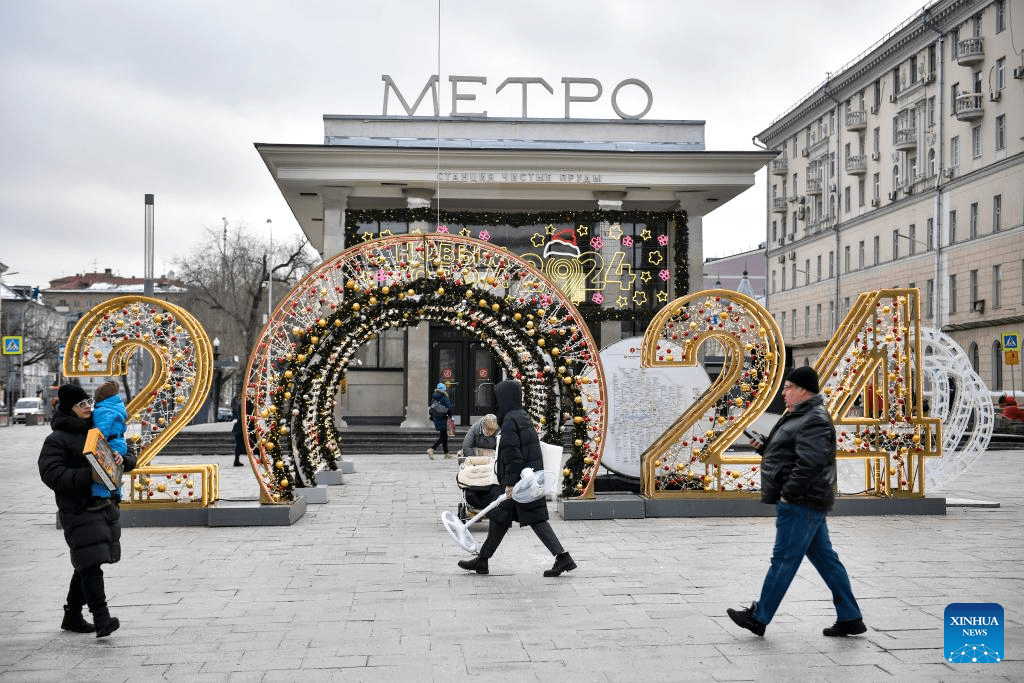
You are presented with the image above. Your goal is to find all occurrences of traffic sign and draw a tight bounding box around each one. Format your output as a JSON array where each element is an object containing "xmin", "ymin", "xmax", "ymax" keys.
[
  {"xmin": 1007, "ymin": 350, "xmax": 1020, "ymax": 366},
  {"xmin": 1002, "ymin": 333, "xmax": 1018, "ymax": 350},
  {"xmin": 2, "ymin": 336, "xmax": 22, "ymax": 355},
  {"xmin": 58, "ymin": 343, "xmax": 66, "ymax": 361}
]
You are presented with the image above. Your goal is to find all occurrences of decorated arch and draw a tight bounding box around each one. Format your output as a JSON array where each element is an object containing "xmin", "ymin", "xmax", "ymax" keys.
[{"xmin": 242, "ymin": 234, "xmax": 609, "ymax": 503}]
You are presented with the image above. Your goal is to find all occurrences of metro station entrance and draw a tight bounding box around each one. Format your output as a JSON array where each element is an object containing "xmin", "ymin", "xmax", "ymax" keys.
[{"xmin": 429, "ymin": 325, "xmax": 501, "ymax": 426}]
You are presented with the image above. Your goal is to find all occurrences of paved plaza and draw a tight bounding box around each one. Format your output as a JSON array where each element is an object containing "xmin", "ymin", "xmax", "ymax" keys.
[{"xmin": 1, "ymin": 422, "xmax": 1021, "ymax": 681}]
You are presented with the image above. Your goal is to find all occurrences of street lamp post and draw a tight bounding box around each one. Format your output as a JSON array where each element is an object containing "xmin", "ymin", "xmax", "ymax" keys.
[{"xmin": 212, "ymin": 337, "xmax": 222, "ymax": 422}]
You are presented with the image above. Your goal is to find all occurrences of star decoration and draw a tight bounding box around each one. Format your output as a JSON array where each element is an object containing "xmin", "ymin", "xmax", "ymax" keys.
[
  {"xmin": 361, "ymin": 232, "xmax": 376, "ymax": 242},
  {"xmin": 632, "ymin": 291, "xmax": 648, "ymax": 306},
  {"xmin": 616, "ymin": 296, "xmax": 629, "ymax": 308},
  {"xmin": 639, "ymin": 228, "xmax": 652, "ymax": 241},
  {"xmin": 577, "ymin": 224, "xmax": 589, "ymax": 236},
  {"xmin": 606, "ymin": 223, "xmax": 623, "ymax": 240},
  {"xmin": 460, "ymin": 228, "xmax": 473, "ymax": 237},
  {"xmin": 639, "ymin": 271, "xmax": 652, "ymax": 283},
  {"xmin": 656, "ymin": 291, "xmax": 669, "ymax": 302},
  {"xmin": 647, "ymin": 251, "xmax": 663, "ymax": 266},
  {"xmin": 530, "ymin": 233, "xmax": 546, "ymax": 248},
  {"xmin": 545, "ymin": 223, "xmax": 556, "ymax": 236},
  {"xmin": 379, "ymin": 229, "xmax": 393, "ymax": 238}
]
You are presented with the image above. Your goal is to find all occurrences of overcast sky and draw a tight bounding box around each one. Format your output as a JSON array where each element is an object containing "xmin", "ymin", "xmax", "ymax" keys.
[{"xmin": 1, "ymin": 0, "xmax": 930, "ymax": 291}]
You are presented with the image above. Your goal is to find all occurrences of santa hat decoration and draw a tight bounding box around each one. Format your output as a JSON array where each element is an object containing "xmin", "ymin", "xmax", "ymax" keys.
[{"xmin": 543, "ymin": 228, "xmax": 581, "ymax": 259}]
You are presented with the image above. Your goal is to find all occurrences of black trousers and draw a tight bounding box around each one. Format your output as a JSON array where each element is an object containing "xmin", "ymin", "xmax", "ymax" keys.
[
  {"xmin": 478, "ymin": 518, "xmax": 564, "ymax": 560},
  {"xmin": 66, "ymin": 565, "xmax": 107, "ymax": 614},
  {"xmin": 430, "ymin": 428, "xmax": 449, "ymax": 453}
]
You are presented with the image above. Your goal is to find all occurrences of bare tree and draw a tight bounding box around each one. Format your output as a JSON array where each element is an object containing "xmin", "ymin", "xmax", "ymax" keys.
[{"xmin": 173, "ymin": 223, "xmax": 317, "ymax": 372}]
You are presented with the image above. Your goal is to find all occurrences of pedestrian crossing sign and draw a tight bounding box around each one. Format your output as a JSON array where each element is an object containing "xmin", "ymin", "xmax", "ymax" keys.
[
  {"xmin": 2, "ymin": 336, "xmax": 22, "ymax": 355},
  {"xmin": 1002, "ymin": 333, "xmax": 1018, "ymax": 350}
]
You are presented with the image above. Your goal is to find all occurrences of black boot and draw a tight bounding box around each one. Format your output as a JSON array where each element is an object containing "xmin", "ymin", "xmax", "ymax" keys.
[
  {"xmin": 727, "ymin": 602, "xmax": 766, "ymax": 637},
  {"xmin": 61, "ymin": 606, "xmax": 95, "ymax": 633},
  {"xmin": 823, "ymin": 617, "xmax": 867, "ymax": 637},
  {"xmin": 457, "ymin": 556, "xmax": 489, "ymax": 574},
  {"xmin": 92, "ymin": 606, "xmax": 120, "ymax": 638},
  {"xmin": 543, "ymin": 552, "xmax": 577, "ymax": 577}
]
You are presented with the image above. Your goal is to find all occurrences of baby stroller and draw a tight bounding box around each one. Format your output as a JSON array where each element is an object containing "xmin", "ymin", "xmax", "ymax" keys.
[{"xmin": 455, "ymin": 452, "xmax": 500, "ymax": 522}]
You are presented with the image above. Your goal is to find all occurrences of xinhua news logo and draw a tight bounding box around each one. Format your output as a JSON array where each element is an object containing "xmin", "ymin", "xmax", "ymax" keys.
[{"xmin": 944, "ymin": 603, "xmax": 1003, "ymax": 663}]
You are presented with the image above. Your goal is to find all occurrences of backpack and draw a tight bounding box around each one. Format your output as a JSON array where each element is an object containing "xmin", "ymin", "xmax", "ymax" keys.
[{"xmin": 429, "ymin": 400, "xmax": 448, "ymax": 418}]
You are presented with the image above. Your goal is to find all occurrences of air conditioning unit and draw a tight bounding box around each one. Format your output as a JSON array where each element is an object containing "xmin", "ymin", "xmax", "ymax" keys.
[
  {"xmin": 942, "ymin": 168, "xmax": 956, "ymax": 179},
  {"xmin": 869, "ymin": 104, "xmax": 879, "ymax": 114},
  {"xmin": 787, "ymin": 251, "xmax": 797, "ymax": 261},
  {"xmin": 1014, "ymin": 65, "xmax": 1024, "ymax": 79},
  {"xmin": 972, "ymin": 299, "xmax": 985, "ymax": 313},
  {"xmin": 870, "ymin": 198, "xmax": 881, "ymax": 207},
  {"xmin": 906, "ymin": 185, "xmax": 914, "ymax": 195},
  {"xmin": 889, "ymin": 93, "xmax": 899, "ymax": 103},
  {"xmin": 923, "ymin": 73, "xmax": 935, "ymax": 84},
  {"xmin": 797, "ymin": 207, "xmax": 806, "ymax": 220},
  {"xmin": 888, "ymin": 191, "xmax": 898, "ymax": 201},
  {"xmin": 801, "ymin": 149, "xmax": 810, "ymax": 158},
  {"xmin": 777, "ymin": 238, "xmax": 785, "ymax": 246},
  {"xmin": 989, "ymin": 91, "xmax": 1001, "ymax": 102},
  {"xmin": 778, "ymin": 255, "xmax": 786, "ymax": 264},
  {"xmin": 870, "ymin": 152, "xmax": 880, "ymax": 161}
]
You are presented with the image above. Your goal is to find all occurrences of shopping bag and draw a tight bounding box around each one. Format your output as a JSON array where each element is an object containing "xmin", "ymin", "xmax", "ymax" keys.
[{"xmin": 447, "ymin": 417, "xmax": 456, "ymax": 437}]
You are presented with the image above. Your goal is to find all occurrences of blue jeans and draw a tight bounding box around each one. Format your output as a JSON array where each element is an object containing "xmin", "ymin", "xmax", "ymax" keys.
[{"xmin": 753, "ymin": 501, "xmax": 861, "ymax": 625}]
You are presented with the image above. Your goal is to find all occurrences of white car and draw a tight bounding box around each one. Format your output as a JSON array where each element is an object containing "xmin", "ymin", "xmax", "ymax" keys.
[{"xmin": 12, "ymin": 397, "xmax": 44, "ymax": 424}]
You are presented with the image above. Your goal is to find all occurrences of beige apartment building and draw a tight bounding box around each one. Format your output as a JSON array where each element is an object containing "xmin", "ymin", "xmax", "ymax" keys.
[{"xmin": 759, "ymin": 0, "xmax": 1023, "ymax": 392}]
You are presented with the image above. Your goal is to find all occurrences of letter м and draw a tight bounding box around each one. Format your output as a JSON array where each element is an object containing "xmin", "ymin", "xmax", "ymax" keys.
[{"xmin": 382, "ymin": 74, "xmax": 440, "ymax": 116}]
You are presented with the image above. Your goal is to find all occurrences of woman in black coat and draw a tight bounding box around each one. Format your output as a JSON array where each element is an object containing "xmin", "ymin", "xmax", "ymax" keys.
[
  {"xmin": 457, "ymin": 379, "xmax": 575, "ymax": 577},
  {"xmin": 38, "ymin": 384, "xmax": 137, "ymax": 638}
]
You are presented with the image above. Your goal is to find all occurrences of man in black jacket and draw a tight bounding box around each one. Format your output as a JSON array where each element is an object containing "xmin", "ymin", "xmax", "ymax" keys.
[{"xmin": 727, "ymin": 366, "xmax": 866, "ymax": 638}]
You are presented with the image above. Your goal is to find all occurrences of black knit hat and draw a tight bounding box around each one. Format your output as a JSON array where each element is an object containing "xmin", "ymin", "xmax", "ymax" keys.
[
  {"xmin": 57, "ymin": 384, "xmax": 90, "ymax": 415},
  {"xmin": 786, "ymin": 366, "xmax": 820, "ymax": 394}
]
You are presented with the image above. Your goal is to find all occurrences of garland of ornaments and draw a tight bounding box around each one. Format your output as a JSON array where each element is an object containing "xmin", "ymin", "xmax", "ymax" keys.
[
  {"xmin": 345, "ymin": 208, "xmax": 689, "ymax": 314},
  {"xmin": 242, "ymin": 234, "xmax": 609, "ymax": 503}
]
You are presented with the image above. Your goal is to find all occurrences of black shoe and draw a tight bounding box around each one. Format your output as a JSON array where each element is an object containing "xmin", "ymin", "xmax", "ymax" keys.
[
  {"xmin": 543, "ymin": 552, "xmax": 577, "ymax": 577},
  {"xmin": 95, "ymin": 616, "xmax": 120, "ymax": 638},
  {"xmin": 823, "ymin": 617, "xmax": 867, "ymax": 637},
  {"xmin": 61, "ymin": 607, "xmax": 95, "ymax": 633},
  {"xmin": 233, "ymin": 461, "xmax": 244, "ymax": 467},
  {"xmin": 727, "ymin": 602, "xmax": 766, "ymax": 637},
  {"xmin": 457, "ymin": 556, "xmax": 489, "ymax": 574}
]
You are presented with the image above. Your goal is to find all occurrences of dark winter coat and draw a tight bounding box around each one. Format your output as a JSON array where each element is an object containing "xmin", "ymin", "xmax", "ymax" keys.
[
  {"xmin": 38, "ymin": 411, "xmax": 138, "ymax": 570},
  {"xmin": 429, "ymin": 390, "xmax": 452, "ymax": 432},
  {"xmin": 757, "ymin": 394, "xmax": 837, "ymax": 511},
  {"xmin": 488, "ymin": 380, "xmax": 548, "ymax": 527}
]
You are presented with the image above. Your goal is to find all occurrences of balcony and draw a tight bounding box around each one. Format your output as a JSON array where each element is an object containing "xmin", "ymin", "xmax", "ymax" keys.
[
  {"xmin": 894, "ymin": 126, "xmax": 917, "ymax": 151},
  {"xmin": 771, "ymin": 197, "xmax": 788, "ymax": 213},
  {"xmin": 845, "ymin": 109, "xmax": 867, "ymax": 131},
  {"xmin": 770, "ymin": 157, "xmax": 788, "ymax": 175},
  {"xmin": 957, "ymin": 38, "xmax": 984, "ymax": 66},
  {"xmin": 955, "ymin": 92, "xmax": 984, "ymax": 121},
  {"xmin": 845, "ymin": 155, "xmax": 867, "ymax": 175},
  {"xmin": 806, "ymin": 177, "xmax": 823, "ymax": 195}
]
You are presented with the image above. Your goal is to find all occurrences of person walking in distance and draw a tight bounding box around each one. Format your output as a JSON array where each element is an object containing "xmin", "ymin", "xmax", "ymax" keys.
[
  {"xmin": 727, "ymin": 366, "xmax": 866, "ymax": 638},
  {"xmin": 457, "ymin": 379, "xmax": 575, "ymax": 577},
  {"xmin": 427, "ymin": 382, "xmax": 452, "ymax": 460}
]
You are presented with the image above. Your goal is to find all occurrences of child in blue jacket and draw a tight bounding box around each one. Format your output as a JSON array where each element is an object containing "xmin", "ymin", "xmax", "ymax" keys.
[{"xmin": 90, "ymin": 381, "xmax": 128, "ymax": 508}]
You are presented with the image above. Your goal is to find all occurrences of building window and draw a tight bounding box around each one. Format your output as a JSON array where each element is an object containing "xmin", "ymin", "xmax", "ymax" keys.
[
  {"xmin": 995, "ymin": 114, "xmax": 1006, "ymax": 151},
  {"xmin": 926, "ymin": 218, "xmax": 934, "ymax": 251},
  {"xmin": 804, "ymin": 259, "xmax": 810, "ymax": 286},
  {"xmin": 928, "ymin": 148, "xmax": 936, "ymax": 177},
  {"xmin": 949, "ymin": 274, "xmax": 957, "ymax": 314},
  {"xmin": 993, "ymin": 195, "xmax": 1002, "ymax": 231},
  {"xmin": 993, "ymin": 264, "xmax": 1002, "ymax": 309},
  {"xmin": 926, "ymin": 279, "xmax": 934, "ymax": 319},
  {"xmin": 780, "ymin": 310, "xmax": 786, "ymax": 333},
  {"xmin": 829, "ymin": 300, "xmax": 835, "ymax": 331},
  {"xmin": 781, "ymin": 265, "xmax": 786, "ymax": 291},
  {"xmin": 816, "ymin": 255, "xmax": 822, "ymax": 281},
  {"xmin": 969, "ymin": 202, "xmax": 979, "ymax": 238},
  {"xmin": 844, "ymin": 245, "xmax": 851, "ymax": 273},
  {"xmin": 951, "ymin": 28, "xmax": 960, "ymax": 58},
  {"xmin": 996, "ymin": 58, "xmax": 1005, "ymax": 91},
  {"xmin": 872, "ymin": 172, "xmax": 880, "ymax": 200},
  {"xmin": 858, "ymin": 241, "xmax": 865, "ymax": 269},
  {"xmin": 791, "ymin": 309, "xmax": 796, "ymax": 339},
  {"xmin": 969, "ymin": 342, "xmax": 979, "ymax": 372},
  {"xmin": 771, "ymin": 270, "xmax": 777, "ymax": 294},
  {"xmin": 893, "ymin": 230, "xmax": 900, "ymax": 260},
  {"xmin": 354, "ymin": 327, "xmax": 406, "ymax": 369},
  {"xmin": 804, "ymin": 306, "xmax": 810, "ymax": 336},
  {"xmin": 950, "ymin": 136, "xmax": 960, "ymax": 168},
  {"xmin": 816, "ymin": 303, "xmax": 822, "ymax": 336},
  {"xmin": 908, "ymin": 224, "xmax": 917, "ymax": 256},
  {"xmin": 972, "ymin": 125, "xmax": 982, "ymax": 158},
  {"xmin": 949, "ymin": 210, "xmax": 957, "ymax": 244},
  {"xmin": 969, "ymin": 269, "xmax": 978, "ymax": 307},
  {"xmin": 858, "ymin": 178, "xmax": 865, "ymax": 207},
  {"xmin": 844, "ymin": 186, "xmax": 851, "ymax": 213},
  {"xmin": 928, "ymin": 96, "xmax": 936, "ymax": 127},
  {"xmin": 828, "ymin": 251, "xmax": 834, "ymax": 278},
  {"xmin": 997, "ymin": 0, "xmax": 1006, "ymax": 32},
  {"xmin": 791, "ymin": 265, "xmax": 797, "ymax": 289},
  {"xmin": 951, "ymin": 82, "xmax": 960, "ymax": 114},
  {"xmin": 873, "ymin": 235, "xmax": 880, "ymax": 265}
]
